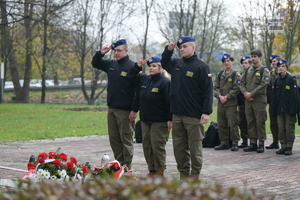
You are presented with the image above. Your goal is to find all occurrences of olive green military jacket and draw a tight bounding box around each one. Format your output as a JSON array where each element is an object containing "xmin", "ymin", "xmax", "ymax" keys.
[
  {"xmin": 270, "ymin": 70, "xmax": 278, "ymax": 85},
  {"xmin": 214, "ymin": 69, "xmax": 240, "ymax": 107},
  {"xmin": 240, "ymin": 64, "xmax": 270, "ymax": 103}
]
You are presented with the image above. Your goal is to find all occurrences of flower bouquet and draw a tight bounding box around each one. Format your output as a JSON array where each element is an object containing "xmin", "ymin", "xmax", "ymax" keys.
[
  {"xmin": 23, "ymin": 148, "xmax": 87, "ymax": 182},
  {"xmin": 91, "ymin": 160, "xmax": 132, "ymax": 179}
]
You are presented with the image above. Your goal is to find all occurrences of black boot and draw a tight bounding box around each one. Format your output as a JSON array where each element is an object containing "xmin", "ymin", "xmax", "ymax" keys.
[
  {"xmin": 231, "ymin": 144, "xmax": 239, "ymax": 151},
  {"xmin": 284, "ymin": 147, "xmax": 292, "ymax": 155},
  {"xmin": 238, "ymin": 142, "xmax": 248, "ymax": 148},
  {"xmin": 265, "ymin": 142, "xmax": 279, "ymax": 149},
  {"xmin": 276, "ymin": 148, "xmax": 286, "ymax": 154},
  {"xmin": 257, "ymin": 145, "xmax": 264, "ymax": 153},
  {"xmin": 243, "ymin": 143, "xmax": 258, "ymax": 152},
  {"xmin": 148, "ymin": 170, "xmax": 157, "ymax": 176},
  {"xmin": 214, "ymin": 143, "xmax": 229, "ymax": 150}
]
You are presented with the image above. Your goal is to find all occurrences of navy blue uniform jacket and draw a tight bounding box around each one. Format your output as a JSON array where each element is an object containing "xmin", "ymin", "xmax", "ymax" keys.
[
  {"xmin": 161, "ymin": 46, "xmax": 213, "ymax": 119},
  {"xmin": 91, "ymin": 52, "xmax": 138, "ymax": 112},
  {"xmin": 129, "ymin": 64, "xmax": 172, "ymax": 122},
  {"xmin": 270, "ymin": 73, "xmax": 298, "ymax": 117}
]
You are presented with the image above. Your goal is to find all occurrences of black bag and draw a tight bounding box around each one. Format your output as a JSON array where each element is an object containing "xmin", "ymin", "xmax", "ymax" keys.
[
  {"xmin": 202, "ymin": 122, "xmax": 221, "ymax": 147},
  {"xmin": 135, "ymin": 120, "xmax": 142, "ymax": 143}
]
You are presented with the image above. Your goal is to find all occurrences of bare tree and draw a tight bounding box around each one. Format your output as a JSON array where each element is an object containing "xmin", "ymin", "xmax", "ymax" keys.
[
  {"xmin": 0, "ymin": 0, "xmax": 19, "ymax": 98},
  {"xmin": 261, "ymin": 0, "xmax": 277, "ymax": 70},
  {"xmin": 40, "ymin": 0, "xmax": 75, "ymax": 103},
  {"xmin": 228, "ymin": 1, "xmax": 261, "ymax": 56},
  {"xmin": 72, "ymin": 0, "xmax": 135, "ymax": 105},
  {"xmin": 284, "ymin": 1, "xmax": 300, "ymax": 64}
]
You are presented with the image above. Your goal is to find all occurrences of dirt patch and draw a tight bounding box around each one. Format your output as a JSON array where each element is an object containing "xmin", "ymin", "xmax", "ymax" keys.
[{"xmin": 62, "ymin": 107, "xmax": 108, "ymax": 112}]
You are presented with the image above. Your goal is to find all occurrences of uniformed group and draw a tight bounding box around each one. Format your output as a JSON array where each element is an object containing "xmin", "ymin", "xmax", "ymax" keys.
[
  {"xmin": 214, "ymin": 51, "xmax": 299, "ymax": 156},
  {"xmin": 91, "ymin": 36, "xmax": 298, "ymax": 179}
]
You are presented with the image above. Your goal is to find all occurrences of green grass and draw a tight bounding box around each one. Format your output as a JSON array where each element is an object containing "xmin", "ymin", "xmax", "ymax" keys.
[
  {"xmin": 0, "ymin": 104, "xmax": 108, "ymax": 142},
  {"xmin": 1, "ymin": 104, "xmax": 299, "ymax": 142}
]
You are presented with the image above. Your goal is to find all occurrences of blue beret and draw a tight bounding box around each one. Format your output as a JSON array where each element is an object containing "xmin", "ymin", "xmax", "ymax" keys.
[
  {"xmin": 177, "ymin": 36, "xmax": 195, "ymax": 48},
  {"xmin": 277, "ymin": 59, "xmax": 287, "ymax": 66},
  {"xmin": 147, "ymin": 56, "xmax": 161, "ymax": 67},
  {"xmin": 240, "ymin": 56, "xmax": 251, "ymax": 64},
  {"xmin": 111, "ymin": 39, "xmax": 127, "ymax": 50},
  {"xmin": 269, "ymin": 54, "xmax": 280, "ymax": 63},
  {"xmin": 222, "ymin": 53, "xmax": 231, "ymax": 63}
]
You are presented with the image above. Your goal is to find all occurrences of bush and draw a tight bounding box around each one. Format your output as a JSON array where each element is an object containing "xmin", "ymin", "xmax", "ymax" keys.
[{"xmin": 0, "ymin": 176, "xmax": 277, "ymax": 200}]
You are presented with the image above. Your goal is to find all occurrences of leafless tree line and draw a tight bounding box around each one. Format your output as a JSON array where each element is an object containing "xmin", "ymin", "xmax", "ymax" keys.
[{"xmin": 1, "ymin": 0, "xmax": 299, "ymax": 104}]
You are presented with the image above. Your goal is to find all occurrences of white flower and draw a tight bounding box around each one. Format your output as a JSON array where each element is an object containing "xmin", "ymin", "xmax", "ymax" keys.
[
  {"xmin": 35, "ymin": 175, "xmax": 42, "ymax": 182},
  {"xmin": 65, "ymin": 175, "xmax": 70, "ymax": 181},
  {"xmin": 50, "ymin": 176, "xmax": 57, "ymax": 180},
  {"xmin": 59, "ymin": 169, "xmax": 67, "ymax": 178},
  {"xmin": 43, "ymin": 171, "xmax": 50, "ymax": 180},
  {"xmin": 77, "ymin": 174, "xmax": 82, "ymax": 181},
  {"xmin": 37, "ymin": 169, "xmax": 44, "ymax": 175},
  {"xmin": 34, "ymin": 174, "xmax": 39, "ymax": 180}
]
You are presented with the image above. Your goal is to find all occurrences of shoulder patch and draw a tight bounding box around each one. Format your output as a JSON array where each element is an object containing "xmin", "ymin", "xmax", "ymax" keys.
[
  {"xmin": 208, "ymin": 74, "xmax": 212, "ymax": 77},
  {"xmin": 238, "ymin": 73, "xmax": 240, "ymax": 77}
]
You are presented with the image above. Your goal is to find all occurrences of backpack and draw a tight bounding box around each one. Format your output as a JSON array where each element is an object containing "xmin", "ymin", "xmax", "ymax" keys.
[
  {"xmin": 218, "ymin": 70, "xmax": 237, "ymax": 82},
  {"xmin": 244, "ymin": 66, "xmax": 266, "ymax": 84},
  {"xmin": 202, "ymin": 122, "xmax": 221, "ymax": 147},
  {"xmin": 135, "ymin": 120, "xmax": 142, "ymax": 143}
]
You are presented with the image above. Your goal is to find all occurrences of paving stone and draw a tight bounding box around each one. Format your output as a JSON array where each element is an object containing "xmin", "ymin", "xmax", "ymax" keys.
[{"xmin": 0, "ymin": 135, "xmax": 300, "ymax": 198}]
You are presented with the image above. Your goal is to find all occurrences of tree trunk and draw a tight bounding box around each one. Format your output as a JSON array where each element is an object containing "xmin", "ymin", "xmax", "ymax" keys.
[
  {"xmin": 10, "ymin": 0, "xmax": 36, "ymax": 103},
  {"xmin": 80, "ymin": 0, "xmax": 90, "ymax": 104},
  {"xmin": 2, "ymin": 4, "xmax": 20, "ymax": 99},
  {"xmin": 41, "ymin": 0, "xmax": 48, "ymax": 103},
  {"xmin": 199, "ymin": 0, "xmax": 209, "ymax": 59}
]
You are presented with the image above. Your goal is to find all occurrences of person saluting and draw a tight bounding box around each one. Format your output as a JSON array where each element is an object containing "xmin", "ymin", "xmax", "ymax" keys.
[
  {"xmin": 91, "ymin": 39, "xmax": 138, "ymax": 169},
  {"xmin": 161, "ymin": 36, "xmax": 213, "ymax": 179},
  {"xmin": 129, "ymin": 56, "xmax": 172, "ymax": 176}
]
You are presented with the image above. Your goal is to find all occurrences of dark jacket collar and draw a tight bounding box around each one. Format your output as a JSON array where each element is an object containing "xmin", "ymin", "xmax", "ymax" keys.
[
  {"xmin": 182, "ymin": 53, "xmax": 198, "ymax": 62},
  {"xmin": 280, "ymin": 72, "xmax": 289, "ymax": 79},
  {"xmin": 151, "ymin": 73, "xmax": 162, "ymax": 81},
  {"xmin": 117, "ymin": 55, "xmax": 129, "ymax": 65}
]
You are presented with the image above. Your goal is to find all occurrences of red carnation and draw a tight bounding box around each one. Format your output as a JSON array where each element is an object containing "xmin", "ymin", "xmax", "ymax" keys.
[
  {"xmin": 67, "ymin": 162, "xmax": 74, "ymax": 170},
  {"xmin": 38, "ymin": 158, "xmax": 45, "ymax": 164},
  {"xmin": 59, "ymin": 153, "xmax": 68, "ymax": 162},
  {"xmin": 49, "ymin": 152, "xmax": 55, "ymax": 158},
  {"xmin": 70, "ymin": 157, "xmax": 77, "ymax": 164},
  {"xmin": 38, "ymin": 153, "xmax": 47, "ymax": 158},
  {"xmin": 82, "ymin": 166, "xmax": 87, "ymax": 173},
  {"xmin": 53, "ymin": 159, "xmax": 61, "ymax": 166},
  {"xmin": 111, "ymin": 163, "xmax": 120, "ymax": 170}
]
